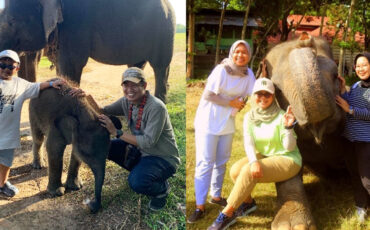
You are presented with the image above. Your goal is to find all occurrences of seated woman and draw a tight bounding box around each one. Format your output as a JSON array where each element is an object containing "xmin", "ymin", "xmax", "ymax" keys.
[{"xmin": 208, "ymin": 78, "xmax": 302, "ymax": 230}]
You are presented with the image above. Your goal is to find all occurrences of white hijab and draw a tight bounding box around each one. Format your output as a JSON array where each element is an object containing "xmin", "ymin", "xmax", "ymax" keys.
[{"xmin": 221, "ymin": 40, "xmax": 251, "ymax": 77}]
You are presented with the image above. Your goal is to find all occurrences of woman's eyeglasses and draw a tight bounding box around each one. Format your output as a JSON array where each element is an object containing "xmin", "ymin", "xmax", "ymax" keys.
[
  {"xmin": 0, "ymin": 63, "xmax": 18, "ymax": 70},
  {"xmin": 256, "ymin": 92, "xmax": 272, "ymax": 98}
]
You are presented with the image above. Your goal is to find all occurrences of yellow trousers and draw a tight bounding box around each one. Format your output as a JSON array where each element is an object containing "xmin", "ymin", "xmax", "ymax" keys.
[{"xmin": 227, "ymin": 155, "xmax": 301, "ymax": 209}]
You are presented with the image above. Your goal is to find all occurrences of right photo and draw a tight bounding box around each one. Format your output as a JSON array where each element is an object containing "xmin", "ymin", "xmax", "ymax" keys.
[{"xmin": 186, "ymin": 0, "xmax": 370, "ymax": 229}]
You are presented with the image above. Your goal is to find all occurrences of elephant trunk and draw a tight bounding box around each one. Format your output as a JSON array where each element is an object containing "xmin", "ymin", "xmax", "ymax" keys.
[{"xmin": 286, "ymin": 47, "xmax": 336, "ymax": 128}]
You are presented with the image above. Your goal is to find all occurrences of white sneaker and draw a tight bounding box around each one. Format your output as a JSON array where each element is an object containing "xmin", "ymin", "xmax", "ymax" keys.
[{"xmin": 356, "ymin": 206, "xmax": 367, "ymax": 224}]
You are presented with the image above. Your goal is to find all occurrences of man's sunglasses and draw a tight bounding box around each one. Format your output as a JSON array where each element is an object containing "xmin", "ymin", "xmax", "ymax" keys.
[{"xmin": 0, "ymin": 63, "xmax": 18, "ymax": 70}]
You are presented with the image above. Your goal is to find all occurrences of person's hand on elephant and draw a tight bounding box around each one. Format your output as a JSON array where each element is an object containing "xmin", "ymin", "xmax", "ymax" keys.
[
  {"xmin": 69, "ymin": 87, "xmax": 88, "ymax": 97},
  {"xmin": 337, "ymin": 75, "xmax": 347, "ymax": 94},
  {"xmin": 250, "ymin": 161, "xmax": 263, "ymax": 179},
  {"xmin": 49, "ymin": 79, "xmax": 66, "ymax": 89},
  {"xmin": 98, "ymin": 114, "xmax": 116, "ymax": 135},
  {"xmin": 229, "ymin": 97, "xmax": 245, "ymax": 110},
  {"xmin": 335, "ymin": 95, "xmax": 350, "ymax": 113},
  {"xmin": 283, "ymin": 106, "xmax": 296, "ymax": 127}
]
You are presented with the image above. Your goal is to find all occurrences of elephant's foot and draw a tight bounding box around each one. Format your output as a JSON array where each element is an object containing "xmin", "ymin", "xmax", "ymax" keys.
[
  {"xmin": 83, "ymin": 198, "xmax": 101, "ymax": 214},
  {"xmin": 272, "ymin": 200, "xmax": 316, "ymax": 230},
  {"xmin": 32, "ymin": 158, "xmax": 46, "ymax": 169},
  {"xmin": 65, "ymin": 177, "xmax": 83, "ymax": 190},
  {"xmin": 47, "ymin": 185, "xmax": 65, "ymax": 196}
]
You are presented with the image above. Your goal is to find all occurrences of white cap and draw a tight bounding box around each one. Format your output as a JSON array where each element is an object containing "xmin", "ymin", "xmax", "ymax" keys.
[
  {"xmin": 0, "ymin": 50, "xmax": 20, "ymax": 63},
  {"xmin": 252, "ymin": 78, "xmax": 275, "ymax": 94},
  {"xmin": 121, "ymin": 67, "xmax": 146, "ymax": 84}
]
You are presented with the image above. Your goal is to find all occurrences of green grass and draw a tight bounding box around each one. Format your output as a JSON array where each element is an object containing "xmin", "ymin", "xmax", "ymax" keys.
[{"xmin": 186, "ymin": 82, "xmax": 369, "ymax": 230}]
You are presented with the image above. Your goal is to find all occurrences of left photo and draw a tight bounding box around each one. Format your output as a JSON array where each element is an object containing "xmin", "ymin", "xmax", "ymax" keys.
[{"xmin": 0, "ymin": 0, "xmax": 186, "ymax": 229}]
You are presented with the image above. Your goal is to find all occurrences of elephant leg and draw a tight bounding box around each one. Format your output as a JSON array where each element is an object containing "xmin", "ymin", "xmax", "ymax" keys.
[
  {"xmin": 152, "ymin": 65, "xmax": 170, "ymax": 103},
  {"xmin": 18, "ymin": 51, "xmax": 41, "ymax": 82},
  {"xmin": 31, "ymin": 125, "xmax": 45, "ymax": 169},
  {"xmin": 272, "ymin": 174, "xmax": 316, "ymax": 230},
  {"xmin": 56, "ymin": 41, "xmax": 89, "ymax": 84},
  {"xmin": 65, "ymin": 146, "xmax": 83, "ymax": 191},
  {"xmin": 127, "ymin": 60, "xmax": 147, "ymax": 69},
  {"xmin": 82, "ymin": 156, "xmax": 106, "ymax": 213},
  {"xmin": 45, "ymin": 128, "xmax": 67, "ymax": 196}
]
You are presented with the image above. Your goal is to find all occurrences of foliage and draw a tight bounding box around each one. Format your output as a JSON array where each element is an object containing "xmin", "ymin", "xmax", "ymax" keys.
[{"xmin": 176, "ymin": 24, "xmax": 186, "ymax": 33}]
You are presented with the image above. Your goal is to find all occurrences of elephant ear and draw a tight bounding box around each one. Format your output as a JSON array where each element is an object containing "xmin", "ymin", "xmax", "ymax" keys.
[{"xmin": 40, "ymin": 0, "xmax": 63, "ymax": 42}]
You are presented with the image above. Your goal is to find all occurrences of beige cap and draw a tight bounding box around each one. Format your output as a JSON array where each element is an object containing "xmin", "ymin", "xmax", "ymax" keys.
[
  {"xmin": 252, "ymin": 78, "xmax": 275, "ymax": 94},
  {"xmin": 121, "ymin": 67, "xmax": 146, "ymax": 84},
  {"xmin": 0, "ymin": 50, "xmax": 20, "ymax": 63}
]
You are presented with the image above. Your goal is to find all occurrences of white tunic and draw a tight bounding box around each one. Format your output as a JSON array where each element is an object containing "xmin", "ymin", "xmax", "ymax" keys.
[
  {"xmin": 194, "ymin": 65, "xmax": 255, "ymax": 135},
  {"xmin": 0, "ymin": 77, "xmax": 40, "ymax": 149}
]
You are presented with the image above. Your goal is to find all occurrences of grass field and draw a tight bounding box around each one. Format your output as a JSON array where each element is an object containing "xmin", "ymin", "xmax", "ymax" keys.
[{"xmin": 186, "ymin": 81, "xmax": 369, "ymax": 230}]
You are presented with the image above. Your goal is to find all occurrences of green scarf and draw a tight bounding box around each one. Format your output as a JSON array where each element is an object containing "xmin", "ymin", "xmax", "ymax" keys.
[{"xmin": 248, "ymin": 98, "xmax": 281, "ymax": 125}]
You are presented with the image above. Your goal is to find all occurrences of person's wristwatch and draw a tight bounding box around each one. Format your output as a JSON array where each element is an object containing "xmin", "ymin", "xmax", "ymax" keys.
[
  {"xmin": 116, "ymin": 129, "xmax": 123, "ymax": 138},
  {"xmin": 349, "ymin": 106, "xmax": 354, "ymax": 115}
]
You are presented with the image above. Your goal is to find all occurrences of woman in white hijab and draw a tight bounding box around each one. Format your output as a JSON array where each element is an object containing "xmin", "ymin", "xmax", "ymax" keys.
[{"xmin": 188, "ymin": 40, "xmax": 256, "ymax": 223}]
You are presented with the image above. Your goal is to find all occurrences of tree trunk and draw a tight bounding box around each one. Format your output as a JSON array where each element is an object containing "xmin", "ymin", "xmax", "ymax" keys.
[
  {"xmin": 362, "ymin": 1, "xmax": 369, "ymax": 51},
  {"xmin": 215, "ymin": 0, "xmax": 228, "ymax": 66},
  {"xmin": 186, "ymin": 0, "xmax": 195, "ymax": 80},
  {"xmin": 241, "ymin": 0, "xmax": 251, "ymax": 40},
  {"xmin": 338, "ymin": 0, "xmax": 356, "ymax": 76},
  {"xmin": 292, "ymin": 14, "xmax": 305, "ymax": 39},
  {"xmin": 250, "ymin": 21, "xmax": 277, "ymax": 71},
  {"xmin": 319, "ymin": 12, "xmax": 325, "ymax": 36}
]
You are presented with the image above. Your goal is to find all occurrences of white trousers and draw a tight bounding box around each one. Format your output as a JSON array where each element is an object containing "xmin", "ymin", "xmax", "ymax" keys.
[{"xmin": 194, "ymin": 131, "xmax": 233, "ymax": 205}]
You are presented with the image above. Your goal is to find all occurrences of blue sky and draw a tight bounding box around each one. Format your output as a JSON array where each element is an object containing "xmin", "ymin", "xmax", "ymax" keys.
[{"xmin": 0, "ymin": 0, "xmax": 186, "ymax": 25}]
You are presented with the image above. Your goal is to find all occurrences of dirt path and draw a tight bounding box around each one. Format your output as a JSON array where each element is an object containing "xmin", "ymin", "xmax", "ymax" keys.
[{"xmin": 0, "ymin": 59, "xmax": 164, "ymax": 230}]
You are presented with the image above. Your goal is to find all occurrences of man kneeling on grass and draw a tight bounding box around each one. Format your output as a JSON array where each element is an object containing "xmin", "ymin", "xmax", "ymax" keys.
[{"xmin": 71, "ymin": 67, "xmax": 180, "ymax": 211}]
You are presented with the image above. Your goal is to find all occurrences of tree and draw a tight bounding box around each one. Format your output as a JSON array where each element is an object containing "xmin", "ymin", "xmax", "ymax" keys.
[
  {"xmin": 186, "ymin": 0, "xmax": 195, "ymax": 80},
  {"xmin": 241, "ymin": 0, "xmax": 252, "ymax": 40},
  {"xmin": 338, "ymin": 0, "xmax": 356, "ymax": 76},
  {"xmin": 215, "ymin": 0, "xmax": 229, "ymax": 65}
]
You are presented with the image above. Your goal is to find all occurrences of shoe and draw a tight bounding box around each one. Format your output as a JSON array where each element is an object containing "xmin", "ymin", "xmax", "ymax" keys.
[
  {"xmin": 0, "ymin": 181, "xmax": 19, "ymax": 197},
  {"xmin": 187, "ymin": 208, "xmax": 205, "ymax": 223},
  {"xmin": 356, "ymin": 206, "xmax": 367, "ymax": 224},
  {"xmin": 148, "ymin": 181, "xmax": 170, "ymax": 211},
  {"xmin": 207, "ymin": 212, "xmax": 237, "ymax": 230},
  {"xmin": 149, "ymin": 195, "xmax": 167, "ymax": 211},
  {"xmin": 236, "ymin": 199, "xmax": 257, "ymax": 217},
  {"xmin": 209, "ymin": 197, "xmax": 227, "ymax": 207}
]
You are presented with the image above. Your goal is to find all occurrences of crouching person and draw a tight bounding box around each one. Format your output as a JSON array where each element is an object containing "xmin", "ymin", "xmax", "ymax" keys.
[{"xmin": 73, "ymin": 67, "xmax": 180, "ymax": 210}]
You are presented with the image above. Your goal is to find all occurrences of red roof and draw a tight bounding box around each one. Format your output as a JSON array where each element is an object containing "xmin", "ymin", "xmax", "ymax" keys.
[{"xmin": 267, "ymin": 15, "xmax": 365, "ymax": 46}]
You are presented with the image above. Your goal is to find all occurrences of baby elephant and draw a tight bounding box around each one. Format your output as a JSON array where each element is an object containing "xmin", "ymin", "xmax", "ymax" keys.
[{"xmin": 29, "ymin": 79, "xmax": 110, "ymax": 213}]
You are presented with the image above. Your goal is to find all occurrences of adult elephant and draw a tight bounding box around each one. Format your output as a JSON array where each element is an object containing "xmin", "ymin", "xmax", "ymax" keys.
[
  {"xmin": 0, "ymin": 0, "xmax": 175, "ymax": 102},
  {"xmin": 256, "ymin": 32, "xmax": 349, "ymax": 229}
]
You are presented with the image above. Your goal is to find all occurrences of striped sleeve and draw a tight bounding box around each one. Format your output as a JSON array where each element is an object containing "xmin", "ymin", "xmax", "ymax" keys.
[{"xmin": 353, "ymin": 107, "xmax": 370, "ymax": 121}]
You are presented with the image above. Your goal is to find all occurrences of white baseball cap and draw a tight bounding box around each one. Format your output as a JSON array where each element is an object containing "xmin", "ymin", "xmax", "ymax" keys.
[
  {"xmin": 252, "ymin": 78, "xmax": 275, "ymax": 94},
  {"xmin": 0, "ymin": 50, "xmax": 20, "ymax": 63},
  {"xmin": 121, "ymin": 67, "xmax": 146, "ymax": 84}
]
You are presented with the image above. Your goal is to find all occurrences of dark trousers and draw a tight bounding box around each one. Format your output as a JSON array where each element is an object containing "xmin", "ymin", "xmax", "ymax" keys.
[
  {"xmin": 345, "ymin": 140, "xmax": 370, "ymax": 208},
  {"xmin": 108, "ymin": 139, "xmax": 176, "ymax": 197}
]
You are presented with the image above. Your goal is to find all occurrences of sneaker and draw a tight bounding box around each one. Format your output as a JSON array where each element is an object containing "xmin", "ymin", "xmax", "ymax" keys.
[
  {"xmin": 0, "ymin": 181, "xmax": 19, "ymax": 197},
  {"xmin": 149, "ymin": 191, "xmax": 169, "ymax": 211},
  {"xmin": 235, "ymin": 199, "xmax": 257, "ymax": 217},
  {"xmin": 207, "ymin": 212, "xmax": 237, "ymax": 230},
  {"xmin": 187, "ymin": 208, "xmax": 205, "ymax": 223},
  {"xmin": 356, "ymin": 206, "xmax": 367, "ymax": 224},
  {"xmin": 148, "ymin": 181, "xmax": 170, "ymax": 211},
  {"xmin": 209, "ymin": 197, "xmax": 227, "ymax": 207}
]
